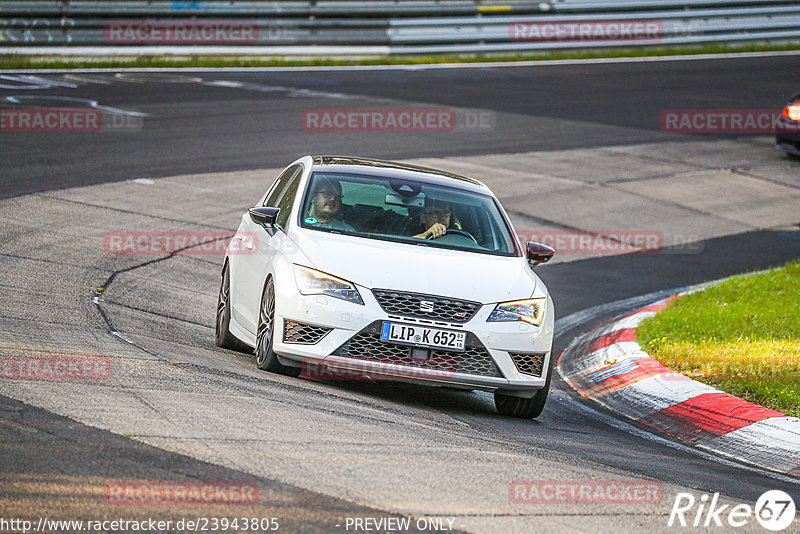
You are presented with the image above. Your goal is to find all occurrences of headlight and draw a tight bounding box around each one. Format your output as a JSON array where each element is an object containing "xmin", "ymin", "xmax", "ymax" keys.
[
  {"xmin": 487, "ymin": 298, "xmax": 546, "ymax": 326},
  {"xmin": 293, "ymin": 265, "xmax": 364, "ymax": 305},
  {"xmin": 782, "ymin": 102, "xmax": 800, "ymax": 122}
]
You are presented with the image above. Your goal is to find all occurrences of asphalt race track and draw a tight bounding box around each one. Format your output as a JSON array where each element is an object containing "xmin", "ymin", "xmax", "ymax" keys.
[
  {"xmin": 1, "ymin": 54, "xmax": 800, "ymax": 533},
  {"xmin": 2, "ymin": 54, "xmax": 799, "ymax": 198}
]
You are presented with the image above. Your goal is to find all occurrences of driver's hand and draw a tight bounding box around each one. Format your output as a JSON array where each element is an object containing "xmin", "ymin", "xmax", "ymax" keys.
[{"xmin": 425, "ymin": 223, "xmax": 447, "ymax": 239}]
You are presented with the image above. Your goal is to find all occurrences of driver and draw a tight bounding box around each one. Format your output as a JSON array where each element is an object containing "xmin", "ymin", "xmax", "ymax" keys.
[
  {"xmin": 412, "ymin": 198, "xmax": 460, "ymax": 240},
  {"xmin": 306, "ymin": 177, "xmax": 354, "ymax": 231}
]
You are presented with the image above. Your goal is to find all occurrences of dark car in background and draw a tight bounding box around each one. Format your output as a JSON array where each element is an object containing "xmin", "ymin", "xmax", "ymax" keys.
[{"xmin": 776, "ymin": 91, "xmax": 800, "ymax": 157}]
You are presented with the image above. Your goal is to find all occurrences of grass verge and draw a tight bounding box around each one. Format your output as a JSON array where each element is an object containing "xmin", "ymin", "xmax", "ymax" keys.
[
  {"xmin": 1, "ymin": 42, "xmax": 799, "ymax": 70},
  {"xmin": 637, "ymin": 262, "xmax": 800, "ymax": 418}
]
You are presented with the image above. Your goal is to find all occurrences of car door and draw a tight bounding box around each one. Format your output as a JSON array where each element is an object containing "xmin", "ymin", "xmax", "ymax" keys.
[
  {"xmin": 231, "ymin": 164, "xmax": 304, "ymax": 336},
  {"xmin": 229, "ymin": 164, "xmax": 302, "ymax": 335}
]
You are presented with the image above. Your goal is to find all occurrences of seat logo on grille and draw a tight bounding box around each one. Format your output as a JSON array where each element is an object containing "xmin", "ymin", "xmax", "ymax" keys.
[{"xmin": 419, "ymin": 300, "xmax": 435, "ymax": 313}]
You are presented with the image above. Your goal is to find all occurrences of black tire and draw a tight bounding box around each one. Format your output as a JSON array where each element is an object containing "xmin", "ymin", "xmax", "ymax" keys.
[
  {"xmin": 494, "ymin": 357, "xmax": 553, "ymax": 419},
  {"xmin": 216, "ymin": 262, "xmax": 250, "ymax": 352},
  {"xmin": 255, "ymin": 277, "xmax": 301, "ymax": 377}
]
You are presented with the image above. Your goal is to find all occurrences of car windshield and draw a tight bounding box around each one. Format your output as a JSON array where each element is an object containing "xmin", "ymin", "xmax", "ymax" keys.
[{"xmin": 298, "ymin": 171, "xmax": 519, "ymax": 256}]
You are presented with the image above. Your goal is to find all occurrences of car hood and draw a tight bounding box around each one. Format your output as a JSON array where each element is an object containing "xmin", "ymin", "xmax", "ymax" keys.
[{"xmin": 292, "ymin": 230, "xmax": 538, "ymax": 304}]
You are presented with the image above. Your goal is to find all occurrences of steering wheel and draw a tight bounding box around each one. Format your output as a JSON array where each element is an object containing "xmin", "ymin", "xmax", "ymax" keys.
[{"xmin": 435, "ymin": 228, "xmax": 478, "ymax": 245}]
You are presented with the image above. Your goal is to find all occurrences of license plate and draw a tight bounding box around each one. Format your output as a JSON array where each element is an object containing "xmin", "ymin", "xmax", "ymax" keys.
[{"xmin": 380, "ymin": 322, "xmax": 466, "ymax": 352}]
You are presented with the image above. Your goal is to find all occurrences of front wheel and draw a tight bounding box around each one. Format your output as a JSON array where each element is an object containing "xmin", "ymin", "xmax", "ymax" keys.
[
  {"xmin": 494, "ymin": 360, "xmax": 552, "ymax": 419},
  {"xmin": 255, "ymin": 277, "xmax": 300, "ymax": 377}
]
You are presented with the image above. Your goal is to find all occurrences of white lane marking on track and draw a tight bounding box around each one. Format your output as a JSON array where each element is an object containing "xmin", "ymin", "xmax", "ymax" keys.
[
  {"xmin": 2, "ymin": 95, "xmax": 149, "ymax": 116},
  {"xmin": 0, "ymin": 71, "xmax": 355, "ymax": 101},
  {"xmin": 114, "ymin": 72, "xmax": 204, "ymax": 84},
  {"xmin": 0, "ymin": 74, "xmax": 79, "ymax": 89},
  {"xmin": 2, "ymin": 50, "xmax": 799, "ymax": 74},
  {"xmin": 202, "ymin": 79, "xmax": 354, "ymax": 99},
  {"xmin": 60, "ymin": 73, "xmax": 114, "ymax": 85}
]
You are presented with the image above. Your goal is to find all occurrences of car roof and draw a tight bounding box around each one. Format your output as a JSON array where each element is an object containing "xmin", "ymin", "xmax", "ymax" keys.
[{"xmin": 309, "ymin": 155, "xmax": 491, "ymax": 194}]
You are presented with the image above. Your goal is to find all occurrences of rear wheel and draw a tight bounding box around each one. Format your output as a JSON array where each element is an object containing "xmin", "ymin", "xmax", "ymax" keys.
[
  {"xmin": 215, "ymin": 262, "xmax": 250, "ymax": 352},
  {"xmin": 255, "ymin": 277, "xmax": 301, "ymax": 377}
]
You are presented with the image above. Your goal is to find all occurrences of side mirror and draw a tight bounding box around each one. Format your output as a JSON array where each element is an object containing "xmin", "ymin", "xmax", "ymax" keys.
[
  {"xmin": 526, "ymin": 242, "xmax": 555, "ymax": 268},
  {"xmin": 249, "ymin": 207, "xmax": 280, "ymax": 229}
]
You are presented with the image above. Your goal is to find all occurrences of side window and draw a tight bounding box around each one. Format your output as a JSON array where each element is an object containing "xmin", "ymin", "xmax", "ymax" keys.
[
  {"xmin": 275, "ymin": 172, "xmax": 303, "ymax": 230},
  {"xmin": 263, "ymin": 165, "xmax": 302, "ymax": 207}
]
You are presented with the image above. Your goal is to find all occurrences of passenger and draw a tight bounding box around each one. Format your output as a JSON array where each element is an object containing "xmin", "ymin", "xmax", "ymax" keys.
[
  {"xmin": 306, "ymin": 177, "xmax": 354, "ymax": 231},
  {"xmin": 412, "ymin": 198, "xmax": 460, "ymax": 240}
]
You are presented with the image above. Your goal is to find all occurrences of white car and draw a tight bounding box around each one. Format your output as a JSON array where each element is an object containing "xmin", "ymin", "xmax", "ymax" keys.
[{"xmin": 216, "ymin": 156, "xmax": 556, "ymax": 418}]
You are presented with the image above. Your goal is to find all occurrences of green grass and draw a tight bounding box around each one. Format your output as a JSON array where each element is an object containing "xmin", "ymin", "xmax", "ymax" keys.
[
  {"xmin": 637, "ymin": 262, "xmax": 800, "ymax": 418},
  {"xmin": 2, "ymin": 42, "xmax": 799, "ymax": 70}
]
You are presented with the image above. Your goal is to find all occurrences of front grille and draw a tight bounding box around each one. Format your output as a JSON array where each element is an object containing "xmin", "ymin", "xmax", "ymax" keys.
[
  {"xmin": 283, "ymin": 320, "xmax": 331, "ymax": 345},
  {"xmin": 372, "ymin": 289, "xmax": 481, "ymax": 323},
  {"xmin": 509, "ymin": 353, "xmax": 547, "ymax": 377},
  {"xmin": 333, "ymin": 322, "xmax": 503, "ymax": 378}
]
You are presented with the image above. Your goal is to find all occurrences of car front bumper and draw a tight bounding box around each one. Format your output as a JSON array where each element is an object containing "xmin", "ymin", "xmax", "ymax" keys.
[
  {"xmin": 776, "ymin": 131, "xmax": 800, "ymax": 156},
  {"xmin": 272, "ymin": 282, "xmax": 554, "ymax": 395},
  {"xmin": 776, "ymin": 116, "xmax": 800, "ymax": 156}
]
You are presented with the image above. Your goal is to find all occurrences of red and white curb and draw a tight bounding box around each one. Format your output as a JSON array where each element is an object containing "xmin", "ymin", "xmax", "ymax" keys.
[{"xmin": 558, "ymin": 296, "xmax": 800, "ymax": 477}]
